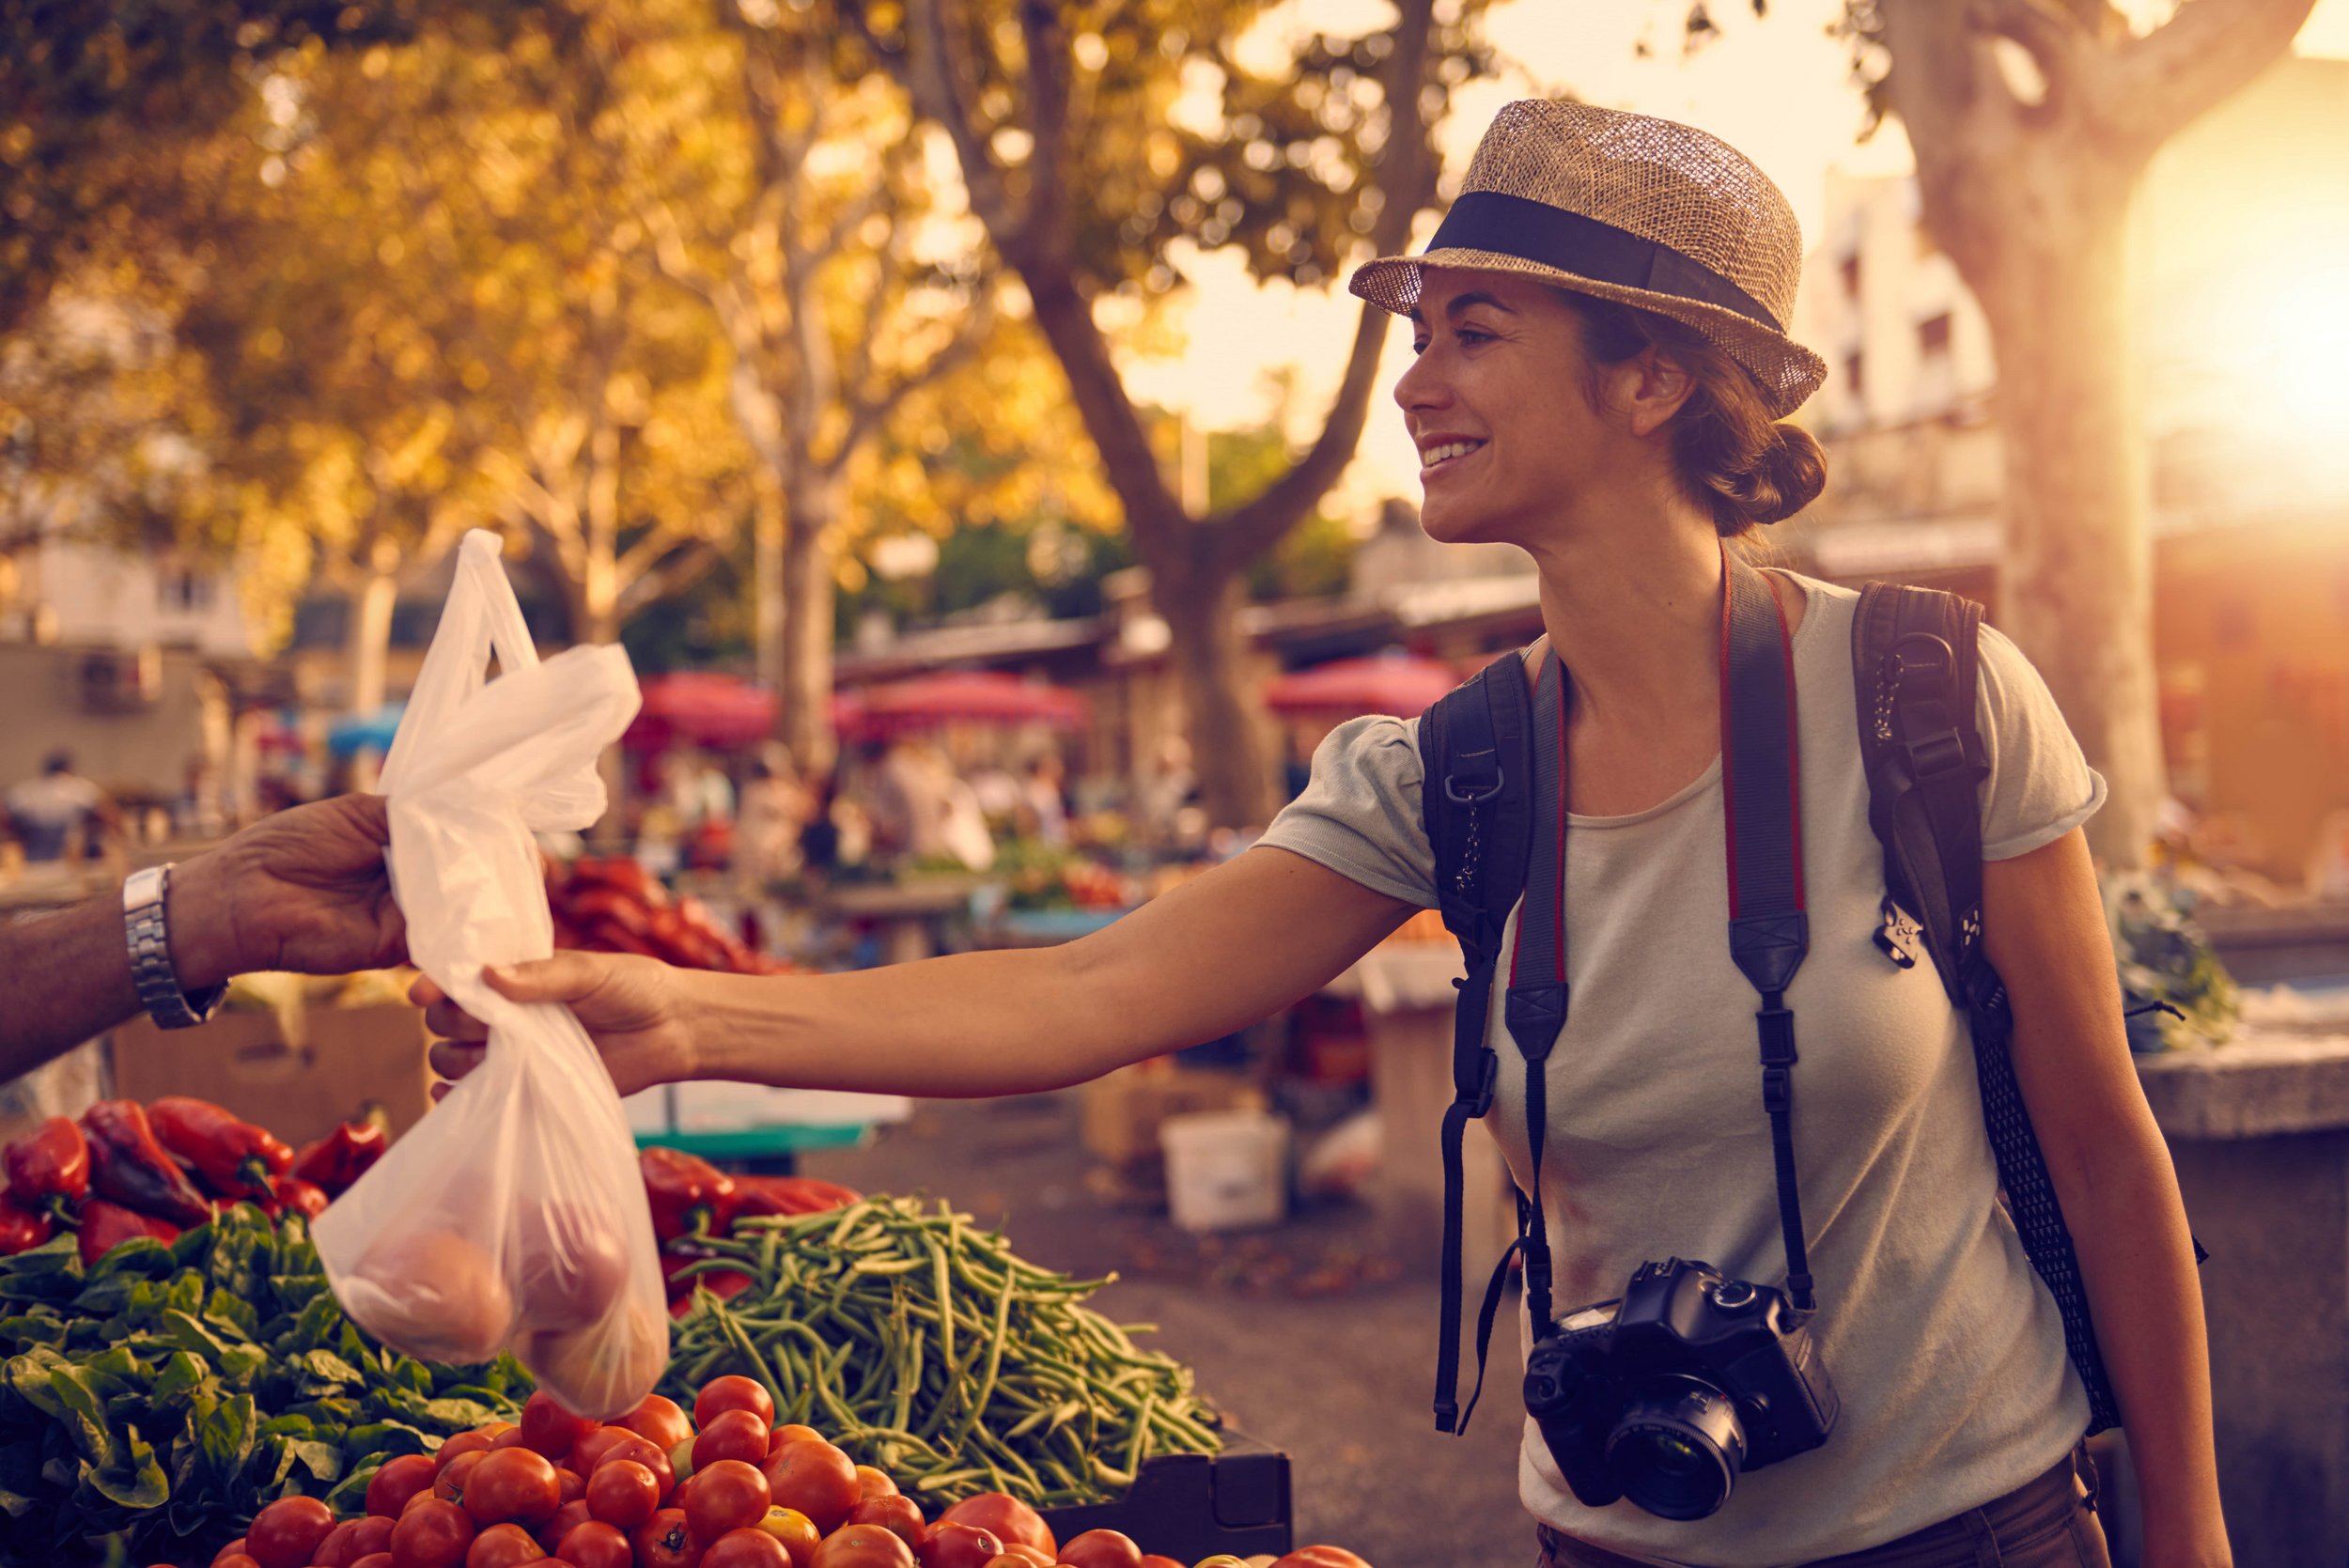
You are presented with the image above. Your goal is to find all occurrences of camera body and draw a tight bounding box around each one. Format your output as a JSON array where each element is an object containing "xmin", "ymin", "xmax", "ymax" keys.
[{"xmin": 1523, "ymin": 1257, "xmax": 1838, "ymax": 1520}]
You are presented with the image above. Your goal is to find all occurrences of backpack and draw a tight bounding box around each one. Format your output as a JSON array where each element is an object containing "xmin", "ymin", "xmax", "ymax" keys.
[{"xmin": 1418, "ymin": 581, "xmax": 2125, "ymax": 1436}]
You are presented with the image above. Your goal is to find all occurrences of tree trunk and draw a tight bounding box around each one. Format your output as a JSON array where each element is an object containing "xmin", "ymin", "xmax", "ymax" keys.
[
  {"xmin": 1969, "ymin": 176, "xmax": 2165, "ymax": 869},
  {"xmin": 1158, "ymin": 567, "xmax": 1277, "ymax": 829},
  {"xmin": 753, "ymin": 467, "xmax": 786, "ymax": 698},
  {"xmin": 780, "ymin": 469, "xmax": 840, "ymax": 775},
  {"xmin": 345, "ymin": 557, "xmax": 400, "ymax": 717}
]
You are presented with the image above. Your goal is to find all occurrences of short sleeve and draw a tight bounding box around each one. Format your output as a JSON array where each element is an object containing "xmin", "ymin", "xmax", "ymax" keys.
[
  {"xmin": 1975, "ymin": 622, "xmax": 2108, "ymax": 861},
  {"xmin": 1255, "ymin": 715, "xmax": 1439, "ymax": 907}
]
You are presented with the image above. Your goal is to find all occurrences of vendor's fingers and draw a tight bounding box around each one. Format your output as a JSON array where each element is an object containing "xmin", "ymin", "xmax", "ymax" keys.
[
  {"xmin": 428, "ymin": 1038, "xmax": 488, "ymax": 1082},
  {"xmin": 482, "ymin": 953, "xmax": 602, "ymax": 1005}
]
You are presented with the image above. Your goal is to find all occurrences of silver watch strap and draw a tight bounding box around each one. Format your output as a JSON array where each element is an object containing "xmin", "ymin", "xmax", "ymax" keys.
[{"xmin": 123, "ymin": 864, "xmax": 226, "ymax": 1029}]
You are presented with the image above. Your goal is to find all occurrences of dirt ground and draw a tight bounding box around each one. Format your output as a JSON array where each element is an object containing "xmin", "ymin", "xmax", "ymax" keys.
[{"xmin": 798, "ymin": 1090, "xmax": 1538, "ymax": 1568}]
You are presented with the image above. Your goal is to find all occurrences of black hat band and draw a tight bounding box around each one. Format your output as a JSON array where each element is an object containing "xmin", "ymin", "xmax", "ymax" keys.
[{"xmin": 1423, "ymin": 192, "xmax": 1781, "ymax": 333}]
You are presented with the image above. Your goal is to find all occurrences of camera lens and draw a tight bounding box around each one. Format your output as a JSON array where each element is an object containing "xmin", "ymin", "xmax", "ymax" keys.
[{"xmin": 1606, "ymin": 1382, "xmax": 1747, "ymax": 1520}]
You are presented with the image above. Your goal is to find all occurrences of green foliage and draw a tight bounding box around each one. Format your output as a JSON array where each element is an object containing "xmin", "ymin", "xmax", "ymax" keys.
[
  {"xmin": 0, "ymin": 1206, "xmax": 525, "ymax": 1563},
  {"xmin": 2106, "ymin": 872, "xmax": 2242, "ymax": 1051}
]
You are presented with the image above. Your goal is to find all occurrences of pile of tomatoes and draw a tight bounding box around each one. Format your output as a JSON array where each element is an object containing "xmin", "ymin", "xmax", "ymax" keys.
[{"xmin": 192, "ymin": 1377, "xmax": 1375, "ymax": 1568}]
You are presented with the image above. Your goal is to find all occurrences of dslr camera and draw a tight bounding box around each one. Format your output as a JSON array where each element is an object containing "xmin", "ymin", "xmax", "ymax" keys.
[{"xmin": 1522, "ymin": 1257, "xmax": 1838, "ymax": 1520}]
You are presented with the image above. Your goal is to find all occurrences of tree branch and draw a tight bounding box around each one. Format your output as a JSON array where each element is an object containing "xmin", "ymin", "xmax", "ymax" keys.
[
  {"xmin": 1018, "ymin": 0, "xmax": 1073, "ymax": 272},
  {"xmin": 2101, "ymin": 0, "xmax": 2317, "ymax": 156},
  {"xmin": 904, "ymin": 0, "xmax": 1030, "ymax": 258},
  {"xmin": 824, "ymin": 290, "xmax": 999, "ymax": 476},
  {"xmin": 616, "ymin": 536, "xmax": 721, "ymax": 617}
]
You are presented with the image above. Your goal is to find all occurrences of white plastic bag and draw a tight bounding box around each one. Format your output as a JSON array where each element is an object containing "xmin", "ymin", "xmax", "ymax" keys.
[{"xmin": 313, "ymin": 529, "xmax": 667, "ymax": 1418}]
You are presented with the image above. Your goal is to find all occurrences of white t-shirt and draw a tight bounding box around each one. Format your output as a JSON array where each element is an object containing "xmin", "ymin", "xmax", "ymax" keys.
[{"xmin": 1255, "ymin": 572, "xmax": 2106, "ymax": 1565}]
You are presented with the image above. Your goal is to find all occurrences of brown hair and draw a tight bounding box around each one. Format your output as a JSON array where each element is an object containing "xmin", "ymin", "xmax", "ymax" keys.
[{"xmin": 1552, "ymin": 289, "xmax": 1828, "ymax": 537}]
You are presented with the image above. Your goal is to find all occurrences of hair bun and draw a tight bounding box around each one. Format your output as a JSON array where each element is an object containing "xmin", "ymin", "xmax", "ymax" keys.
[{"xmin": 1734, "ymin": 423, "xmax": 1828, "ymax": 527}]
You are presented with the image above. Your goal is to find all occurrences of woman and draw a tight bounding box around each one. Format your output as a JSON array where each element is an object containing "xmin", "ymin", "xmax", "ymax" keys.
[{"xmin": 419, "ymin": 101, "xmax": 2221, "ymax": 1567}]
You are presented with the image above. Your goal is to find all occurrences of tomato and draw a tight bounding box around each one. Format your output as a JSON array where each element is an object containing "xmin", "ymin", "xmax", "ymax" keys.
[
  {"xmin": 1051, "ymin": 1532, "xmax": 1141, "ymax": 1568},
  {"xmin": 372, "ymin": 1454, "xmax": 443, "ymax": 1518},
  {"xmin": 245, "ymin": 1494, "xmax": 336, "ymax": 1568},
  {"xmin": 352, "ymin": 1555, "xmax": 397, "ymax": 1568},
  {"xmin": 212, "ymin": 1558, "xmax": 259, "ymax": 1568},
  {"xmin": 1135, "ymin": 1559, "xmax": 1184, "ymax": 1568},
  {"xmin": 314, "ymin": 1519, "xmax": 369, "ymax": 1568},
  {"xmin": 695, "ymin": 1407, "xmax": 771, "ymax": 1469},
  {"xmin": 1188, "ymin": 1560, "xmax": 1250, "ymax": 1568},
  {"xmin": 913, "ymin": 1524, "xmax": 1003, "ymax": 1568},
  {"xmin": 436, "ymin": 1450, "xmax": 488, "ymax": 1506},
  {"xmin": 684, "ymin": 1457, "xmax": 773, "ymax": 1542},
  {"xmin": 810, "ymin": 1525, "xmax": 916, "ymax": 1568},
  {"xmin": 1269, "ymin": 1553, "xmax": 1373, "ymax": 1568},
  {"xmin": 557, "ymin": 1465, "xmax": 586, "ymax": 1506},
  {"xmin": 991, "ymin": 1550, "xmax": 1053, "ymax": 1568},
  {"xmin": 477, "ymin": 1421, "xmax": 520, "ymax": 1441},
  {"xmin": 553, "ymin": 1518, "xmax": 631, "ymax": 1568},
  {"xmin": 671, "ymin": 1435, "xmax": 699, "ymax": 1488},
  {"xmin": 755, "ymin": 1504, "xmax": 822, "ymax": 1565},
  {"xmin": 568, "ymin": 1426, "xmax": 640, "ymax": 1478},
  {"xmin": 490, "ymin": 1426, "xmax": 532, "ymax": 1451},
  {"xmin": 937, "ymin": 1495, "xmax": 1054, "ymax": 1557},
  {"xmin": 700, "ymin": 1529, "xmax": 792, "ymax": 1568},
  {"xmin": 344, "ymin": 1517, "xmax": 397, "ymax": 1560},
  {"xmin": 537, "ymin": 1500, "xmax": 593, "ymax": 1553},
  {"xmin": 852, "ymin": 1467, "xmax": 897, "ymax": 1502},
  {"xmin": 632, "ymin": 1508, "xmax": 698, "ymax": 1568},
  {"xmin": 693, "ymin": 1374, "xmax": 777, "ymax": 1430},
  {"xmin": 845, "ymin": 1495, "xmax": 924, "ymax": 1550},
  {"xmin": 592, "ymin": 1435, "xmax": 677, "ymax": 1501},
  {"xmin": 519, "ymin": 1390, "xmax": 601, "ymax": 1461},
  {"xmin": 466, "ymin": 1447, "xmax": 564, "ymax": 1527},
  {"xmin": 210, "ymin": 1537, "xmax": 251, "ymax": 1566},
  {"xmin": 618, "ymin": 1393, "xmax": 693, "ymax": 1453},
  {"xmin": 766, "ymin": 1424, "xmax": 824, "ymax": 1455},
  {"xmin": 436, "ymin": 1431, "xmax": 497, "ymax": 1474},
  {"xmin": 584, "ymin": 1457, "xmax": 661, "ymax": 1529},
  {"xmin": 462, "ymin": 1522, "xmax": 546, "ymax": 1567},
  {"xmin": 758, "ymin": 1438, "xmax": 861, "ymax": 1535},
  {"xmin": 390, "ymin": 1497, "xmax": 478, "ymax": 1568}
]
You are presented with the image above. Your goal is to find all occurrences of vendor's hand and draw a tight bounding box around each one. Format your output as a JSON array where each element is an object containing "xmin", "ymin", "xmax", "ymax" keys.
[
  {"xmin": 168, "ymin": 795, "xmax": 406, "ymax": 991},
  {"xmin": 413, "ymin": 952, "xmax": 692, "ymax": 1098}
]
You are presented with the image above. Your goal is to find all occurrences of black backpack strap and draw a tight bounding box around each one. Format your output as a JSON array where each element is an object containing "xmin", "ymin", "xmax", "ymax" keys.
[
  {"xmin": 1419, "ymin": 651, "xmax": 1535, "ymax": 1434},
  {"xmin": 1852, "ymin": 583, "xmax": 2122, "ymax": 1434}
]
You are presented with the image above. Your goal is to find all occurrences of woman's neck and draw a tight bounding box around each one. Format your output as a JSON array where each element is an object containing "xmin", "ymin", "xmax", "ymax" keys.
[{"xmin": 1524, "ymin": 505, "xmax": 1727, "ymax": 730}]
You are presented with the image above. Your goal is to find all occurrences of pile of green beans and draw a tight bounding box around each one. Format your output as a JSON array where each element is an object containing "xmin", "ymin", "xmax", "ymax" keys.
[{"xmin": 661, "ymin": 1195, "xmax": 1224, "ymax": 1509}]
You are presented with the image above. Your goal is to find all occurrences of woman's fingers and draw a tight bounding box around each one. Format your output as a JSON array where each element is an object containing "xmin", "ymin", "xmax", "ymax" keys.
[
  {"xmin": 409, "ymin": 973, "xmax": 445, "ymax": 1010},
  {"xmin": 422, "ymin": 996, "xmax": 489, "ymax": 1043},
  {"xmin": 428, "ymin": 1038, "xmax": 488, "ymax": 1082}
]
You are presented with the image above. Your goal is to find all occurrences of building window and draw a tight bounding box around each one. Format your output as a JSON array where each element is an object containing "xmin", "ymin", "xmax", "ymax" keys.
[
  {"xmin": 159, "ymin": 570, "xmax": 212, "ymax": 612},
  {"xmin": 1843, "ymin": 351, "xmax": 1864, "ymax": 398},
  {"xmin": 1839, "ymin": 252, "xmax": 1861, "ymax": 298},
  {"xmin": 1919, "ymin": 312, "xmax": 1953, "ymax": 357}
]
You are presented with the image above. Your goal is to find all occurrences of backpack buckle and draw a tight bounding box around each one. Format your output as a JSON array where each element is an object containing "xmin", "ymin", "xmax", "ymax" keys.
[
  {"xmin": 1444, "ymin": 761, "xmax": 1505, "ymax": 805},
  {"xmin": 1454, "ymin": 1050, "xmax": 1499, "ymax": 1118}
]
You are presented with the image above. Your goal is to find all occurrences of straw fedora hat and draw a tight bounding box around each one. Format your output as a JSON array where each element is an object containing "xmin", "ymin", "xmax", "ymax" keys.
[{"xmin": 1352, "ymin": 99, "xmax": 1828, "ymax": 417}]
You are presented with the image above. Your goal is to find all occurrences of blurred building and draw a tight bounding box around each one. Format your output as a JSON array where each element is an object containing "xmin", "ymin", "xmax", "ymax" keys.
[{"xmin": 1788, "ymin": 54, "xmax": 2349, "ymax": 887}]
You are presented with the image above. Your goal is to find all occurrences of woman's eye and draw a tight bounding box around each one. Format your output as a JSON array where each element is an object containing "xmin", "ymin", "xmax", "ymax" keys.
[
  {"xmin": 1455, "ymin": 327, "xmax": 1493, "ymax": 346},
  {"xmin": 1410, "ymin": 338, "xmax": 1430, "ymax": 356}
]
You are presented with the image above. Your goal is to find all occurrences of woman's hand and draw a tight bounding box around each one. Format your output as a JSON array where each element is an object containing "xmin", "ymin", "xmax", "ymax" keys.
[{"xmin": 411, "ymin": 953, "xmax": 694, "ymax": 1097}]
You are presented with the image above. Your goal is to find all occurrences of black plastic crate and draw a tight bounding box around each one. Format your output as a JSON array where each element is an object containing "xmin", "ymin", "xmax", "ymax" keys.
[{"xmin": 1036, "ymin": 1430, "xmax": 1292, "ymax": 1561}]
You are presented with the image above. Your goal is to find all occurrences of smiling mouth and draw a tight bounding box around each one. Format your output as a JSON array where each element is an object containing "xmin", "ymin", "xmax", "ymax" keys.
[{"xmin": 1419, "ymin": 440, "xmax": 1486, "ymax": 474}]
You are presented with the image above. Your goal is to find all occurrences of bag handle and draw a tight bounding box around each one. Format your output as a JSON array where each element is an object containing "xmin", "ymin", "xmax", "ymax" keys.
[{"xmin": 379, "ymin": 530, "xmax": 539, "ymax": 796}]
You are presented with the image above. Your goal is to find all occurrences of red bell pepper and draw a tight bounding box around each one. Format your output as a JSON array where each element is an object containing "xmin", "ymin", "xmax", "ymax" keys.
[
  {"xmin": 80, "ymin": 1101, "xmax": 213, "ymax": 1227},
  {"xmin": 640, "ymin": 1147, "xmax": 736, "ymax": 1242},
  {"xmin": 77, "ymin": 1199, "xmax": 180, "ymax": 1266},
  {"xmin": 0, "ymin": 1196, "xmax": 51, "ymax": 1255},
  {"xmin": 667, "ymin": 1269, "xmax": 753, "ymax": 1316},
  {"xmin": 260, "ymin": 1176, "xmax": 330, "ymax": 1220},
  {"xmin": 288, "ymin": 1120, "xmax": 388, "ymax": 1196},
  {"xmin": 147, "ymin": 1097, "xmax": 290, "ymax": 1201},
  {"xmin": 4, "ymin": 1116, "xmax": 90, "ymax": 1210},
  {"xmin": 732, "ymin": 1174, "xmax": 863, "ymax": 1220}
]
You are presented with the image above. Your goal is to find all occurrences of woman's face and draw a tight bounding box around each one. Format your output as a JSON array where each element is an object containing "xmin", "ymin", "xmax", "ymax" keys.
[{"xmin": 1393, "ymin": 270, "xmax": 1616, "ymax": 549}]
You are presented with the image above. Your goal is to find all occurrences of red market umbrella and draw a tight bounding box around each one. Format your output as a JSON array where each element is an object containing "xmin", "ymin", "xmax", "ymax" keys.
[
  {"xmin": 623, "ymin": 672, "xmax": 778, "ymax": 752},
  {"xmin": 834, "ymin": 670, "xmax": 1087, "ymax": 737},
  {"xmin": 1263, "ymin": 653, "xmax": 1462, "ymax": 719}
]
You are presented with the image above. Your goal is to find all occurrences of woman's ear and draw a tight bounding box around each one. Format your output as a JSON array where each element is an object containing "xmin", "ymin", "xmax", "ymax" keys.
[{"xmin": 1621, "ymin": 349, "xmax": 1698, "ymax": 438}]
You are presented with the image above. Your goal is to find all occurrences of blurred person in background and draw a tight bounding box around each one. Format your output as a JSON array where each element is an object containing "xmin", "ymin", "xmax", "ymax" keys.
[
  {"xmin": 1017, "ymin": 752, "xmax": 1071, "ymax": 850},
  {"xmin": 1, "ymin": 752, "xmax": 122, "ymax": 865},
  {"xmin": 732, "ymin": 746, "xmax": 808, "ymax": 892}
]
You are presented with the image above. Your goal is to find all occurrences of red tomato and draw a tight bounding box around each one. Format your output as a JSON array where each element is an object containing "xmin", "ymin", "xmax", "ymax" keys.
[
  {"xmin": 435, "ymin": 1450, "xmax": 488, "ymax": 1506},
  {"xmin": 695, "ymin": 1407, "xmax": 772, "ymax": 1469},
  {"xmin": 212, "ymin": 1558, "xmax": 260, "ymax": 1568},
  {"xmin": 210, "ymin": 1538, "xmax": 250, "ymax": 1566},
  {"xmin": 390, "ymin": 1497, "xmax": 478, "ymax": 1568},
  {"xmin": 810, "ymin": 1524, "xmax": 916, "ymax": 1568},
  {"xmin": 1136, "ymin": 1559, "xmax": 1185, "ymax": 1568},
  {"xmin": 245, "ymin": 1494, "xmax": 336, "ymax": 1568},
  {"xmin": 536, "ymin": 1501, "xmax": 593, "ymax": 1554},
  {"xmin": 845, "ymin": 1494, "xmax": 924, "ymax": 1550},
  {"xmin": 992, "ymin": 1551, "xmax": 1053, "ymax": 1568},
  {"xmin": 371, "ymin": 1454, "xmax": 443, "ymax": 1518},
  {"xmin": 700, "ymin": 1528, "xmax": 792, "ymax": 1568},
  {"xmin": 436, "ymin": 1431, "xmax": 496, "ymax": 1474},
  {"xmin": 313, "ymin": 1519, "xmax": 369, "ymax": 1568},
  {"xmin": 352, "ymin": 1555, "xmax": 396, "ymax": 1568},
  {"xmin": 914, "ymin": 1524, "xmax": 1004, "ymax": 1568},
  {"xmin": 557, "ymin": 1466, "xmax": 585, "ymax": 1506},
  {"xmin": 466, "ymin": 1447, "xmax": 563, "ymax": 1527},
  {"xmin": 937, "ymin": 1495, "xmax": 1054, "ymax": 1557},
  {"xmin": 592, "ymin": 1435, "xmax": 676, "ymax": 1501},
  {"xmin": 519, "ymin": 1390, "xmax": 601, "ymax": 1461},
  {"xmin": 755, "ymin": 1504, "xmax": 822, "ymax": 1565},
  {"xmin": 584, "ymin": 1457, "xmax": 661, "ymax": 1529},
  {"xmin": 489, "ymin": 1426, "xmax": 531, "ymax": 1451},
  {"xmin": 344, "ymin": 1517, "xmax": 397, "ymax": 1560},
  {"xmin": 477, "ymin": 1421, "xmax": 520, "ymax": 1441},
  {"xmin": 568, "ymin": 1426, "xmax": 638, "ymax": 1478},
  {"xmin": 852, "ymin": 1467, "xmax": 897, "ymax": 1502},
  {"xmin": 554, "ymin": 1519, "xmax": 631, "ymax": 1568},
  {"xmin": 1052, "ymin": 1531, "xmax": 1142, "ymax": 1568},
  {"xmin": 632, "ymin": 1508, "xmax": 698, "ymax": 1568},
  {"xmin": 1270, "ymin": 1552, "xmax": 1374, "ymax": 1568},
  {"xmin": 758, "ymin": 1438, "xmax": 861, "ymax": 1534},
  {"xmin": 766, "ymin": 1424, "xmax": 824, "ymax": 1455},
  {"xmin": 618, "ymin": 1393, "xmax": 693, "ymax": 1452},
  {"xmin": 693, "ymin": 1374, "xmax": 778, "ymax": 1430},
  {"xmin": 684, "ymin": 1457, "xmax": 773, "ymax": 1542},
  {"xmin": 462, "ymin": 1522, "xmax": 546, "ymax": 1567}
]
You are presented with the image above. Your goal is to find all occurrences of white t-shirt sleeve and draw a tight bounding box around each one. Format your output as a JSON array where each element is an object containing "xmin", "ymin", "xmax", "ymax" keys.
[
  {"xmin": 1975, "ymin": 621, "xmax": 2108, "ymax": 861},
  {"xmin": 1254, "ymin": 715, "xmax": 1439, "ymax": 908}
]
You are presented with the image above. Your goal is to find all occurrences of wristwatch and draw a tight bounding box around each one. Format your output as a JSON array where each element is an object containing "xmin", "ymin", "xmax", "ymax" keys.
[{"xmin": 123, "ymin": 864, "xmax": 226, "ymax": 1029}]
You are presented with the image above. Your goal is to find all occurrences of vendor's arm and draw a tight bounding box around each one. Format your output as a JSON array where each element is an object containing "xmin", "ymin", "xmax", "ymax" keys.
[
  {"xmin": 0, "ymin": 796, "xmax": 406, "ymax": 1080},
  {"xmin": 420, "ymin": 845, "xmax": 1418, "ymax": 1099},
  {"xmin": 1984, "ymin": 827, "xmax": 2228, "ymax": 1568}
]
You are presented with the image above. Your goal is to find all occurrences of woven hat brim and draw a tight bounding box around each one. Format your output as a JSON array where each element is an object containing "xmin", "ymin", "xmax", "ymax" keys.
[{"xmin": 1353, "ymin": 247, "xmax": 1828, "ymax": 419}]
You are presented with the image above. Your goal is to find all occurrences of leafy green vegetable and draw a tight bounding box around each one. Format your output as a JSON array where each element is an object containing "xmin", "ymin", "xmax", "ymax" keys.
[{"xmin": 0, "ymin": 1205, "xmax": 527, "ymax": 1563}]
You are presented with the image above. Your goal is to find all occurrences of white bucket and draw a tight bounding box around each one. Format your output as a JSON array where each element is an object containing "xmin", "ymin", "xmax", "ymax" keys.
[{"xmin": 1159, "ymin": 1109, "xmax": 1291, "ymax": 1233}]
